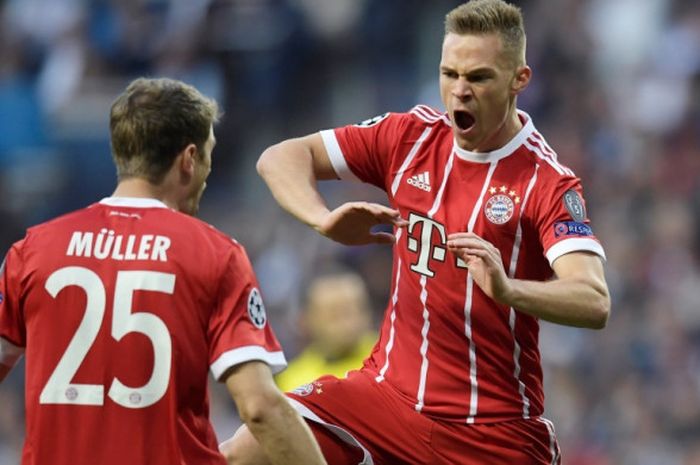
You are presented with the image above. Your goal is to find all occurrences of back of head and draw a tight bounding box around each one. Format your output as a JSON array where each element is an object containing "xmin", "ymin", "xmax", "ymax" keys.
[
  {"xmin": 110, "ymin": 78, "xmax": 219, "ymax": 184},
  {"xmin": 445, "ymin": 0, "xmax": 526, "ymax": 66}
]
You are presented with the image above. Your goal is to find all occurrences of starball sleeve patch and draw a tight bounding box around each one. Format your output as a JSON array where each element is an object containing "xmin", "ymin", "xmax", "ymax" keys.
[
  {"xmin": 354, "ymin": 112, "xmax": 390, "ymax": 128},
  {"xmin": 563, "ymin": 189, "xmax": 586, "ymax": 222},
  {"xmin": 247, "ymin": 288, "xmax": 267, "ymax": 329}
]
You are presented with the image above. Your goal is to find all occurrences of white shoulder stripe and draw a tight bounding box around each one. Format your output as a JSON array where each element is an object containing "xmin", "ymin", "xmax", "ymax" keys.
[
  {"xmin": 0, "ymin": 337, "xmax": 24, "ymax": 368},
  {"xmin": 533, "ymin": 134, "xmax": 574, "ymax": 176},
  {"xmin": 319, "ymin": 129, "xmax": 362, "ymax": 182},
  {"xmin": 410, "ymin": 105, "xmax": 452, "ymax": 126},
  {"xmin": 210, "ymin": 346, "xmax": 287, "ymax": 380},
  {"xmin": 523, "ymin": 139, "xmax": 565, "ymax": 175},
  {"xmin": 415, "ymin": 104, "xmax": 442, "ymax": 118},
  {"xmin": 391, "ymin": 127, "xmax": 433, "ymax": 196},
  {"xmin": 527, "ymin": 135, "xmax": 574, "ymax": 176},
  {"xmin": 410, "ymin": 106, "xmax": 440, "ymax": 123}
]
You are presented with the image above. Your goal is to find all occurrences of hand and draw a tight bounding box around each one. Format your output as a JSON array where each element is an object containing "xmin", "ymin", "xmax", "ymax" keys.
[
  {"xmin": 447, "ymin": 232, "xmax": 512, "ymax": 304},
  {"xmin": 316, "ymin": 202, "xmax": 408, "ymax": 245}
]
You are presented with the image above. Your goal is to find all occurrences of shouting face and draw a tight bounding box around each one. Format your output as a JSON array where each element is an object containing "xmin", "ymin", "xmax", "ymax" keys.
[{"xmin": 439, "ymin": 32, "xmax": 530, "ymax": 152}]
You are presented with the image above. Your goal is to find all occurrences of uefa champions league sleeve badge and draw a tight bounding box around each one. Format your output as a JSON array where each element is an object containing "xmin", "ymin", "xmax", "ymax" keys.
[{"xmin": 247, "ymin": 288, "xmax": 267, "ymax": 329}]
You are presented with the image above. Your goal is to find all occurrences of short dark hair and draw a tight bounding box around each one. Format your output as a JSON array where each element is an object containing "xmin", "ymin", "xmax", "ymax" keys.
[
  {"xmin": 445, "ymin": 0, "xmax": 526, "ymax": 66},
  {"xmin": 110, "ymin": 77, "xmax": 220, "ymax": 183}
]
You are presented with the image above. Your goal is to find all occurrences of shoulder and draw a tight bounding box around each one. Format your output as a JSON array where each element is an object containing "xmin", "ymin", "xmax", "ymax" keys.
[
  {"xmin": 407, "ymin": 104, "xmax": 451, "ymax": 127},
  {"xmin": 23, "ymin": 204, "xmax": 100, "ymax": 242},
  {"xmin": 177, "ymin": 214, "xmax": 246, "ymax": 255},
  {"xmin": 517, "ymin": 124, "xmax": 577, "ymax": 182},
  {"xmin": 351, "ymin": 105, "xmax": 449, "ymax": 130}
]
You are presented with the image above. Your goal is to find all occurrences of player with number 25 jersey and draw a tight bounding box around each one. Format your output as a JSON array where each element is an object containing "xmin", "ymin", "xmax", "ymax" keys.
[
  {"xmin": 0, "ymin": 199, "xmax": 283, "ymax": 465},
  {"xmin": 0, "ymin": 78, "xmax": 328, "ymax": 465}
]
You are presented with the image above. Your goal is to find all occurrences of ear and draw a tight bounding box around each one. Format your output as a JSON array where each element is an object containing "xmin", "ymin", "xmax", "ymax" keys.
[
  {"xmin": 511, "ymin": 65, "xmax": 532, "ymax": 96},
  {"xmin": 178, "ymin": 143, "xmax": 199, "ymax": 179}
]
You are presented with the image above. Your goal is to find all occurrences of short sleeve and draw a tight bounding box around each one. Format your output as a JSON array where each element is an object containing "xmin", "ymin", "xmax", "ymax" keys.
[
  {"xmin": 0, "ymin": 242, "xmax": 27, "ymax": 368},
  {"xmin": 321, "ymin": 112, "xmax": 406, "ymax": 189},
  {"xmin": 208, "ymin": 245, "xmax": 286, "ymax": 381},
  {"xmin": 533, "ymin": 176, "xmax": 606, "ymax": 266}
]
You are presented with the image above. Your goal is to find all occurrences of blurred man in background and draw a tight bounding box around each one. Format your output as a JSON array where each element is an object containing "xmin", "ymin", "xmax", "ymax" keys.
[
  {"xmin": 0, "ymin": 77, "xmax": 326, "ymax": 465},
  {"xmin": 224, "ymin": 1, "xmax": 610, "ymax": 464},
  {"xmin": 276, "ymin": 271, "xmax": 376, "ymax": 392}
]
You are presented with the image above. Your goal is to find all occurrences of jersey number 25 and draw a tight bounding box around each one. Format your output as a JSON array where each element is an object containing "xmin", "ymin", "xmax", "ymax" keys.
[{"xmin": 39, "ymin": 267, "xmax": 174, "ymax": 409}]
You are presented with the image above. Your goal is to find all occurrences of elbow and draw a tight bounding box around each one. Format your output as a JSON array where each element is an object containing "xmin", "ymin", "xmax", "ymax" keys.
[
  {"xmin": 588, "ymin": 292, "xmax": 611, "ymax": 330},
  {"xmin": 237, "ymin": 387, "xmax": 286, "ymax": 429},
  {"xmin": 256, "ymin": 145, "xmax": 278, "ymax": 179}
]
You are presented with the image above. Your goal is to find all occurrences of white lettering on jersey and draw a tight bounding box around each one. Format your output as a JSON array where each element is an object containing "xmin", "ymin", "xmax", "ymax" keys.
[
  {"xmin": 406, "ymin": 213, "xmax": 447, "ymax": 277},
  {"xmin": 66, "ymin": 230, "xmax": 170, "ymax": 262}
]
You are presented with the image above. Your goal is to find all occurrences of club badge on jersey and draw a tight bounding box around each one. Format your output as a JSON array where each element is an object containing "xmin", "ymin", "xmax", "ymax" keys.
[
  {"xmin": 247, "ymin": 288, "xmax": 267, "ymax": 329},
  {"xmin": 291, "ymin": 381, "xmax": 323, "ymax": 397},
  {"xmin": 484, "ymin": 185, "xmax": 521, "ymax": 225}
]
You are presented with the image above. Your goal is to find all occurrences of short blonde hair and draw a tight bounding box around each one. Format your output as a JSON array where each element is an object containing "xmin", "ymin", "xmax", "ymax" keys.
[{"xmin": 445, "ymin": 0, "xmax": 526, "ymax": 66}]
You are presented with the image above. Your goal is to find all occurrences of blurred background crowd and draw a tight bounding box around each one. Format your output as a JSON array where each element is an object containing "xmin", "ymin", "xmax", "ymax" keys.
[{"xmin": 1, "ymin": 0, "xmax": 699, "ymax": 463}]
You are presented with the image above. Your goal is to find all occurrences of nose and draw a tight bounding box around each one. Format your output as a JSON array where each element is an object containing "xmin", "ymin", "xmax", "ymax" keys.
[{"xmin": 452, "ymin": 78, "xmax": 472, "ymax": 100}]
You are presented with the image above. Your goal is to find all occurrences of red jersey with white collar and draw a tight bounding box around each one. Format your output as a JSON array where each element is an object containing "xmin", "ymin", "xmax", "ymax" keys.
[
  {"xmin": 320, "ymin": 105, "xmax": 605, "ymax": 423},
  {"xmin": 0, "ymin": 197, "xmax": 285, "ymax": 465}
]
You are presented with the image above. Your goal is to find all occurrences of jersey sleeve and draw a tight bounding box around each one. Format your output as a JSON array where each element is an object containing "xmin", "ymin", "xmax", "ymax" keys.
[
  {"xmin": 533, "ymin": 175, "xmax": 606, "ymax": 266},
  {"xmin": 0, "ymin": 241, "xmax": 26, "ymax": 369},
  {"xmin": 320, "ymin": 112, "xmax": 407, "ymax": 189},
  {"xmin": 208, "ymin": 244, "xmax": 286, "ymax": 381}
]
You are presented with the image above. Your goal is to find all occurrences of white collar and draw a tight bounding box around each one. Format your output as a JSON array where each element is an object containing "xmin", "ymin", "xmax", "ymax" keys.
[
  {"xmin": 99, "ymin": 197, "xmax": 169, "ymax": 208},
  {"xmin": 452, "ymin": 109, "xmax": 535, "ymax": 163}
]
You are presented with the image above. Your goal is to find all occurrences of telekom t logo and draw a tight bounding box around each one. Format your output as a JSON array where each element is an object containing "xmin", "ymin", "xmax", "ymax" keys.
[{"xmin": 407, "ymin": 212, "xmax": 469, "ymax": 277}]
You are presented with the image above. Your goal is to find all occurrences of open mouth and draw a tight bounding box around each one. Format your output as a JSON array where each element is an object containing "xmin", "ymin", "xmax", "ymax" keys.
[{"xmin": 453, "ymin": 110, "xmax": 475, "ymax": 131}]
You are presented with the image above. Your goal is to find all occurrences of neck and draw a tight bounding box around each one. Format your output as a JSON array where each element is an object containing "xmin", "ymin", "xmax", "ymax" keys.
[
  {"xmin": 111, "ymin": 178, "xmax": 180, "ymax": 211},
  {"xmin": 488, "ymin": 105, "xmax": 522, "ymax": 151}
]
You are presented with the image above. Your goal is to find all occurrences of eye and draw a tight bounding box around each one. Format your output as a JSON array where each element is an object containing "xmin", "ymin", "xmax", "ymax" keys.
[{"xmin": 441, "ymin": 70, "xmax": 458, "ymax": 79}]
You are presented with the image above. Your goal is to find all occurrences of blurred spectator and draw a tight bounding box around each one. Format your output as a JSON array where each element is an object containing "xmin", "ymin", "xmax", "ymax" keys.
[{"xmin": 276, "ymin": 271, "xmax": 377, "ymax": 392}]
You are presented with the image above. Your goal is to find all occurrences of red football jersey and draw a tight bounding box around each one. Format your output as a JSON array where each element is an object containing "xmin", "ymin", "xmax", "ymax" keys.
[
  {"xmin": 0, "ymin": 197, "xmax": 286, "ymax": 465},
  {"xmin": 320, "ymin": 106, "xmax": 605, "ymax": 423}
]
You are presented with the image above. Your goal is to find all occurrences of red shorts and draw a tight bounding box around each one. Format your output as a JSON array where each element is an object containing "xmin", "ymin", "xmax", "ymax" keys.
[{"xmin": 286, "ymin": 370, "xmax": 561, "ymax": 465}]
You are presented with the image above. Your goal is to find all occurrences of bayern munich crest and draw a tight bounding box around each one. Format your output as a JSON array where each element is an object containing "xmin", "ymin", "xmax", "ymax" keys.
[
  {"xmin": 291, "ymin": 381, "xmax": 323, "ymax": 397},
  {"xmin": 484, "ymin": 186, "xmax": 520, "ymax": 225}
]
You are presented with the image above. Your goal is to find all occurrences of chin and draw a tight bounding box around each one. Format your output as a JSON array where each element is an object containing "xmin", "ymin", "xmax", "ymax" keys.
[{"xmin": 454, "ymin": 134, "xmax": 476, "ymax": 151}]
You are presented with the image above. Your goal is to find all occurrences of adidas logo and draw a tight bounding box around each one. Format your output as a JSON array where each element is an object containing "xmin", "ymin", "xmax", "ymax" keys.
[{"xmin": 407, "ymin": 171, "xmax": 432, "ymax": 192}]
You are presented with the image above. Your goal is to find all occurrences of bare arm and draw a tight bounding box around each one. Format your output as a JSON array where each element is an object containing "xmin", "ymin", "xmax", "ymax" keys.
[
  {"xmin": 223, "ymin": 361, "xmax": 327, "ymax": 465},
  {"xmin": 447, "ymin": 232, "xmax": 610, "ymax": 329},
  {"xmin": 257, "ymin": 134, "xmax": 407, "ymax": 245}
]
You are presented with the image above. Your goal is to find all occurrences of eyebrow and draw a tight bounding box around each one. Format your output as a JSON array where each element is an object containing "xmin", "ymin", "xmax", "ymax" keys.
[{"xmin": 441, "ymin": 65, "xmax": 496, "ymax": 75}]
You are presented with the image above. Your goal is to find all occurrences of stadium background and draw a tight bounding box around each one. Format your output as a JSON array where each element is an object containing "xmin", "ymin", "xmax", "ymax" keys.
[{"xmin": 1, "ymin": 0, "xmax": 699, "ymax": 463}]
